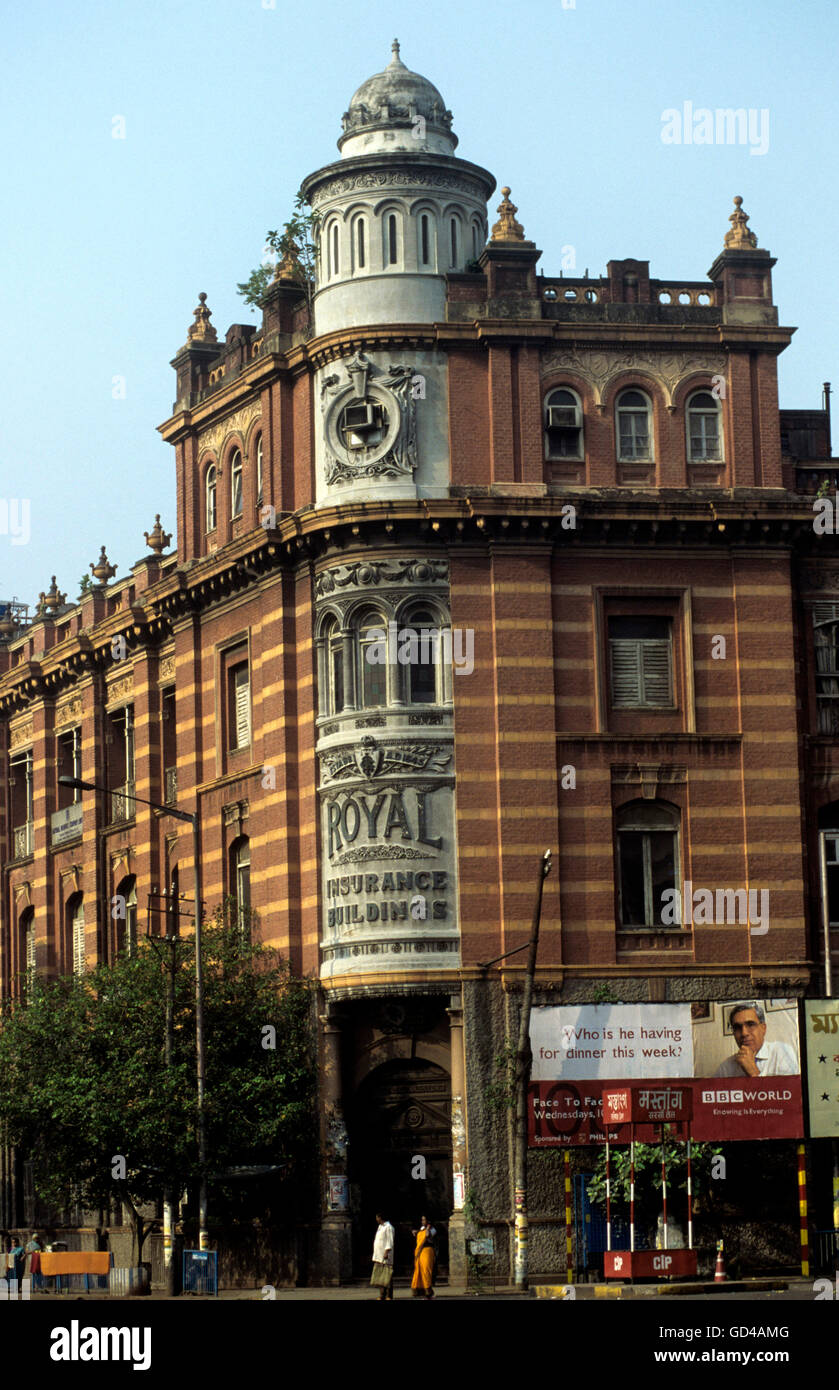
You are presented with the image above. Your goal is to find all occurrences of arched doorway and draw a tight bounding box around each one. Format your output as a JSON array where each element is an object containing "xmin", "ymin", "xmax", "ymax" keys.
[{"xmin": 348, "ymin": 1058, "xmax": 451, "ymax": 1276}]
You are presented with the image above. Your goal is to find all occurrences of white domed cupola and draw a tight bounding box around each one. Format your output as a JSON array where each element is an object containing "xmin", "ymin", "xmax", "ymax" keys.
[
  {"xmin": 300, "ymin": 41, "xmax": 495, "ymax": 507},
  {"xmin": 300, "ymin": 40, "xmax": 494, "ymax": 339},
  {"xmin": 339, "ymin": 39, "xmax": 457, "ymax": 159}
]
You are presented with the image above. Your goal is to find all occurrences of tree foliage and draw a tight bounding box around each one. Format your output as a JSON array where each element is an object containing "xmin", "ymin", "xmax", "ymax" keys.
[
  {"xmin": 0, "ymin": 910, "xmax": 318, "ymax": 1251},
  {"xmin": 236, "ymin": 192, "xmax": 321, "ymax": 311},
  {"xmin": 587, "ymin": 1134, "xmax": 723, "ymax": 1230}
]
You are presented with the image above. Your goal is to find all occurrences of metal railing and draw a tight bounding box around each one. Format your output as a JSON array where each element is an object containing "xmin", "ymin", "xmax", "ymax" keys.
[
  {"xmin": 13, "ymin": 822, "xmax": 33, "ymax": 858},
  {"xmin": 164, "ymin": 765, "xmax": 178, "ymax": 805},
  {"xmin": 110, "ymin": 781, "xmax": 136, "ymax": 824},
  {"xmin": 815, "ymin": 1229, "xmax": 839, "ymax": 1275}
]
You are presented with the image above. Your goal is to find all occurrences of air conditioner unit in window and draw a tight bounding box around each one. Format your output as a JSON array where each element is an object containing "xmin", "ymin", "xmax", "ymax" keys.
[
  {"xmin": 344, "ymin": 403, "xmax": 378, "ymax": 431},
  {"xmin": 547, "ymin": 406, "xmax": 577, "ymax": 430}
]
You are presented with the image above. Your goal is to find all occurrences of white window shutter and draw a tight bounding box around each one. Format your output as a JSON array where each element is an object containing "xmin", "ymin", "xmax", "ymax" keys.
[
  {"xmin": 26, "ymin": 925, "xmax": 36, "ymax": 974},
  {"xmin": 73, "ymin": 908, "xmax": 85, "ymax": 976},
  {"xmin": 234, "ymin": 665, "xmax": 251, "ymax": 747},
  {"xmin": 610, "ymin": 640, "xmax": 642, "ymax": 705}
]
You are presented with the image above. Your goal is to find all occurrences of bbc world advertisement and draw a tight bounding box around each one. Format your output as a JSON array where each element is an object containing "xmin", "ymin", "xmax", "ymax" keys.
[{"xmin": 528, "ymin": 1001, "xmax": 803, "ymax": 1145}]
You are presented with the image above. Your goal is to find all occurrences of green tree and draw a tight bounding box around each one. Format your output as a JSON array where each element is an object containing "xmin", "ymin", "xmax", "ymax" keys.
[
  {"xmin": 587, "ymin": 1134, "xmax": 722, "ymax": 1237},
  {"xmin": 0, "ymin": 913, "xmax": 317, "ymax": 1261},
  {"xmin": 237, "ymin": 191, "xmax": 321, "ymax": 314}
]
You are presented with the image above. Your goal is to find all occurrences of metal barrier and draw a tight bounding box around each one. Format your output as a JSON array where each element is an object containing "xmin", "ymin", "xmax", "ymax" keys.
[
  {"xmin": 182, "ymin": 1249, "xmax": 218, "ymax": 1296},
  {"xmin": 109, "ymin": 1266, "xmax": 151, "ymax": 1296},
  {"xmin": 815, "ymin": 1229, "xmax": 839, "ymax": 1274}
]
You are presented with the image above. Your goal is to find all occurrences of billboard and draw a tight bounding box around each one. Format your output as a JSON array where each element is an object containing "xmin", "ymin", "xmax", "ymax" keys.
[
  {"xmin": 803, "ymin": 1000, "xmax": 839, "ymax": 1139},
  {"xmin": 528, "ymin": 1001, "xmax": 803, "ymax": 1145}
]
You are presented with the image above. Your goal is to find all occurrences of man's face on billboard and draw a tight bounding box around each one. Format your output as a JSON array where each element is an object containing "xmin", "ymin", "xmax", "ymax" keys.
[{"xmin": 731, "ymin": 1009, "xmax": 766, "ymax": 1053}]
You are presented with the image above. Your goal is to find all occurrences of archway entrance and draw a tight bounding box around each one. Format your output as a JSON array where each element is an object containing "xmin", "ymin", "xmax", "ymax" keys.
[{"xmin": 349, "ymin": 1057, "xmax": 451, "ymax": 1277}]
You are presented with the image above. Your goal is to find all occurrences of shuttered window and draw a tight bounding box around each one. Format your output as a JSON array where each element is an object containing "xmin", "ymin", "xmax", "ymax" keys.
[
  {"xmin": 72, "ymin": 901, "xmax": 85, "ymax": 976},
  {"xmin": 229, "ymin": 661, "xmax": 251, "ymax": 749},
  {"xmin": 609, "ymin": 616, "xmax": 673, "ymax": 707}
]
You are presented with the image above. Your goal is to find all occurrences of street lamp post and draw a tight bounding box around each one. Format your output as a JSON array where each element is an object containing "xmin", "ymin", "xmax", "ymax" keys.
[{"xmin": 59, "ymin": 775, "xmax": 209, "ymax": 1259}]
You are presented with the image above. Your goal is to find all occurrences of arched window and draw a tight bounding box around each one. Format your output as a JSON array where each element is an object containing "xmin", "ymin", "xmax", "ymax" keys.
[
  {"xmin": 686, "ymin": 390, "xmax": 722, "ymax": 461},
  {"xmin": 358, "ymin": 611, "xmax": 388, "ymax": 708},
  {"xmin": 331, "ymin": 223, "xmax": 340, "ymax": 277},
  {"xmin": 450, "ymin": 217, "xmax": 459, "ymax": 268},
  {"xmin": 116, "ymin": 876, "xmax": 138, "ymax": 958},
  {"xmin": 387, "ymin": 214, "xmax": 398, "ymax": 266},
  {"xmin": 544, "ymin": 388, "xmax": 583, "ymax": 459},
  {"xmin": 68, "ymin": 894, "xmax": 86, "ymax": 976},
  {"xmin": 230, "ymin": 836, "xmax": 251, "ymax": 936},
  {"xmin": 400, "ymin": 609, "xmax": 441, "ymax": 704},
  {"xmin": 472, "ymin": 223, "xmax": 480, "ymax": 260},
  {"xmin": 420, "ymin": 214, "xmax": 432, "ymax": 267},
  {"xmin": 616, "ymin": 389, "xmax": 652, "ymax": 461},
  {"xmin": 323, "ymin": 616, "xmax": 344, "ymax": 714},
  {"xmin": 616, "ymin": 800, "xmax": 679, "ymax": 928},
  {"xmin": 205, "ymin": 464, "xmax": 217, "ymax": 532},
  {"xmin": 256, "ymin": 436, "xmax": 263, "ymax": 504},
  {"xmin": 230, "ymin": 449, "xmax": 243, "ymax": 519},
  {"xmin": 20, "ymin": 906, "xmax": 35, "ymax": 995},
  {"xmin": 355, "ymin": 217, "xmax": 366, "ymax": 269}
]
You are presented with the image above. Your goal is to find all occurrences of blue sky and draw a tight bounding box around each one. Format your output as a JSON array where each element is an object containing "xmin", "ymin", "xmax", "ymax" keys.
[{"xmin": 2, "ymin": 0, "xmax": 837, "ymax": 604}]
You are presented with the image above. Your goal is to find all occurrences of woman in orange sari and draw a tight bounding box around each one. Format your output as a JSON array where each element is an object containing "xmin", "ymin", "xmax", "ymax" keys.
[{"xmin": 411, "ymin": 1215, "xmax": 437, "ymax": 1299}]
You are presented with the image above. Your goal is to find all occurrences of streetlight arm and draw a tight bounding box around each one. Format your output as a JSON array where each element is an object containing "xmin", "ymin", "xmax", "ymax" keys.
[{"xmin": 58, "ymin": 775, "xmax": 194, "ymax": 824}]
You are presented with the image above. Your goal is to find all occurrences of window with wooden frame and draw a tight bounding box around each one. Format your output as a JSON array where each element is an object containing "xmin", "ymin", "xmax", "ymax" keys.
[{"xmin": 616, "ymin": 800, "xmax": 680, "ymax": 929}]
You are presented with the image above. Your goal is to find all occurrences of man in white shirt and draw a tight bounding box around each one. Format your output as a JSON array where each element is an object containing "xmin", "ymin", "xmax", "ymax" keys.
[
  {"xmin": 713, "ymin": 1003, "xmax": 798, "ymax": 1077},
  {"xmin": 372, "ymin": 1212, "xmax": 395, "ymax": 1301}
]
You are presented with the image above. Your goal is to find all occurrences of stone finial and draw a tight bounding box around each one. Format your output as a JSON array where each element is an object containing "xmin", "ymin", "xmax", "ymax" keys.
[
  {"xmin": 144, "ymin": 515, "xmax": 172, "ymax": 555},
  {"xmin": 90, "ymin": 547, "xmax": 117, "ymax": 585},
  {"xmin": 724, "ymin": 196, "xmax": 758, "ymax": 250},
  {"xmin": 187, "ymin": 292, "xmax": 218, "ymax": 343},
  {"xmin": 273, "ymin": 238, "xmax": 306, "ymax": 284},
  {"xmin": 491, "ymin": 187, "xmax": 525, "ymax": 242},
  {"xmin": 389, "ymin": 38, "xmax": 404, "ymax": 67},
  {"xmin": 41, "ymin": 576, "xmax": 66, "ymax": 612}
]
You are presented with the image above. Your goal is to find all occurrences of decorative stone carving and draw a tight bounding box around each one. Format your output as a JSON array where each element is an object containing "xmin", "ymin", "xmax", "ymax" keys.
[
  {"xmin": 9, "ymin": 719, "xmax": 34, "ymax": 749},
  {"xmin": 106, "ymin": 674, "xmax": 134, "ymax": 705},
  {"xmin": 322, "ymin": 736, "xmax": 452, "ymax": 783},
  {"xmin": 724, "ymin": 196, "xmax": 758, "ymax": 250},
  {"xmin": 541, "ymin": 347, "xmax": 727, "ymax": 409},
  {"xmin": 198, "ymin": 404, "xmax": 261, "ymax": 463},
  {"xmin": 222, "ymin": 799, "xmax": 249, "ymax": 827},
  {"xmin": 159, "ymin": 655, "xmax": 176, "ymax": 681},
  {"xmin": 321, "ymin": 354, "xmax": 418, "ymax": 486},
  {"xmin": 55, "ymin": 695, "xmax": 83, "ymax": 729},
  {"xmin": 144, "ymin": 515, "xmax": 172, "ymax": 555},
  {"xmin": 332, "ymin": 844, "xmax": 434, "ymax": 865},
  {"xmin": 187, "ymin": 292, "xmax": 218, "ymax": 343},
  {"xmin": 612, "ymin": 764, "xmax": 687, "ymax": 800},
  {"xmin": 310, "ymin": 170, "xmax": 484, "ymax": 207},
  {"xmin": 491, "ymin": 186, "xmax": 526, "ymax": 242},
  {"xmin": 90, "ymin": 547, "xmax": 117, "ymax": 585},
  {"xmin": 315, "ymin": 557, "xmax": 448, "ymax": 597}
]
